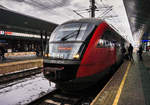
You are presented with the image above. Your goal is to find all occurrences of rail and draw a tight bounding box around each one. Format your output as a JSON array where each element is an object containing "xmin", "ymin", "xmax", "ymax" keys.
[{"xmin": 0, "ymin": 67, "xmax": 42, "ymax": 83}]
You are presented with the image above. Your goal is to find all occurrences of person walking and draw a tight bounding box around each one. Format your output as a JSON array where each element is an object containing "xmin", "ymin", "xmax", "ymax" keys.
[
  {"xmin": 138, "ymin": 45, "xmax": 143, "ymax": 61},
  {"xmin": 128, "ymin": 43, "xmax": 133, "ymax": 61}
]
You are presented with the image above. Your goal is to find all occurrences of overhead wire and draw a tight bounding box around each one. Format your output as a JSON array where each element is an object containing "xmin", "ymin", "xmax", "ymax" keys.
[
  {"xmin": 47, "ymin": 0, "xmax": 73, "ymax": 19},
  {"xmin": 53, "ymin": 0, "xmax": 90, "ymax": 18},
  {"xmin": 52, "ymin": 0, "xmax": 83, "ymax": 18},
  {"xmin": 96, "ymin": 0, "xmax": 113, "ymax": 19}
]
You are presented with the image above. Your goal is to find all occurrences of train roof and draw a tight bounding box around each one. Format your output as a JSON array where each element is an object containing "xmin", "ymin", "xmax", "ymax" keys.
[
  {"xmin": 62, "ymin": 18, "xmax": 104, "ymax": 26},
  {"xmin": 60, "ymin": 18, "xmax": 127, "ymax": 42}
]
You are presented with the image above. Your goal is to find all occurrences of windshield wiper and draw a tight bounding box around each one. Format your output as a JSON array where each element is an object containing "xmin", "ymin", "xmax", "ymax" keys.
[{"xmin": 61, "ymin": 24, "xmax": 82, "ymax": 41}]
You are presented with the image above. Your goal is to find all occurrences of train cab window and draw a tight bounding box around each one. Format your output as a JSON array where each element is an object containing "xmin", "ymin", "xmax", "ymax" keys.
[{"xmin": 50, "ymin": 23, "xmax": 95, "ymax": 42}]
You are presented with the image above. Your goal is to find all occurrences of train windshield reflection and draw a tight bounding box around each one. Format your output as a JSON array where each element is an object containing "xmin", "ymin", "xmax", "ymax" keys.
[{"xmin": 50, "ymin": 23, "xmax": 89, "ymax": 42}]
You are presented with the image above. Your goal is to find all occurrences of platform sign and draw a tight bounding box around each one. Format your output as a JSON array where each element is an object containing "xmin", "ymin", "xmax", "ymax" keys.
[{"xmin": 0, "ymin": 30, "xmax": 40, "ymax": 38}]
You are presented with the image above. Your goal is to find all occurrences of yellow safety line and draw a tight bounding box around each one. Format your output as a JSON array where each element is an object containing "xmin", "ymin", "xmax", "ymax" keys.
[
  {"xmin": 90, "ymin": 61, "xmax": 128, "ymax": 105},
  {"xmin": 90, "ymin": 69, "xmax": 115, "ymax": 105},
  {"xmin": 112, "ymin": 62, "xmax": 131, "ymax": 105}
]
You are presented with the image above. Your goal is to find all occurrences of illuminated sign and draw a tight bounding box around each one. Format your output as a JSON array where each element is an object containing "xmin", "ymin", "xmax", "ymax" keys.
[
  {"xmin": 142, "ymin": 40, "xmax": 149, "ymax": 42},
  {"xmin": 58, "ymin": 47, "xmax": 72, "ymax": 50},
  {"xmin": 0, "ymin": 30, "xmax": 46, "ymax": 39},
  {"xmin": 5, "ymin": 31, "xmax": 12, "ymax": 35},
  {"xmin": 0, "ymin": 31, "xmax": 12, "ymax": 35}
]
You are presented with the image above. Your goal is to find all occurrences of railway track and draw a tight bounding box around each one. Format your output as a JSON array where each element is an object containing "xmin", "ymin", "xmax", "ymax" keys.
[
  {"xmin": 28, "ymin": 89, "xmax": 95, "ymax": 105},
  {"xmin": 0, "ymin": 73, "xmax": 55, "ymax": 105},
  {"xmin": 27, "ymin": 74, "xmax": 112, "ymax": 105},
  {"xmin": 27, "ymin": 66, "xmax": 116, "ymax": 105},
  {"xmin": 0, "ymin": 67, "xmax": 42, "ymax": 84},
  {"xmin": 0, "ymin": 64, "xmax": 119, "ymax": 105},
  {"xmin": 0, "ymin": 61, "xmax": 121, "ymax": 105},
  {"xmin": 28, "ymin": 65, "xmax": 121, "ymax": 105}
]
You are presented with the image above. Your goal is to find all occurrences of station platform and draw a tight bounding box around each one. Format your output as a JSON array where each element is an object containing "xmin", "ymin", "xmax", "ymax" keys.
[
  {"xmin": 0, "ymin": 53, "xmax": 43, "ymax": 75},
  {"xmin": 91, "ymin": 52, "xmax": 150, "ymax": 105},
  {"xmin": 0, "ymin": 52, "xmax": 39, "ymax": 64}
]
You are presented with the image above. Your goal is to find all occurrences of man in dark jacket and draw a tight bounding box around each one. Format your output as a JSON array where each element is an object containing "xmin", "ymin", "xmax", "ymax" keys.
[
  {"xmin": 128, "ymin": 43, "xmax": 133, "ymax": 60},
  {"xmin": 138, "ymin": 45, "xmax": 143, "ymax": 61}
]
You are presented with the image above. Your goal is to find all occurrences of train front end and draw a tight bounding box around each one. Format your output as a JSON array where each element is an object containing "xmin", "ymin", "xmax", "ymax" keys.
[{"xmin": 43, "ymin": 21, "xmax": 96, "ymax": 89}]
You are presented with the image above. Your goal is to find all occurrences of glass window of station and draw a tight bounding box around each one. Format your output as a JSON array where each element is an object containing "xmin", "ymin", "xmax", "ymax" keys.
[{"xmin": 0, "ymin": 30, "xmax": 42, "ymax": 53}]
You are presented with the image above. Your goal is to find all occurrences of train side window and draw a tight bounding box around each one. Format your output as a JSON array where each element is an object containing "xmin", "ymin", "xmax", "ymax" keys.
[
  {"xmin": 97, "ymin": 39, "xmax": 111, "ymax": 48},
  {"xmin": 97, "ymin": 39, "xmax": 104, "ymax": 48},
  {"xmin": 97, "ymin": 28, "xmax": 122, "ymax": 48},
  {"xmin": 104, "ymin": 40, "xmax": 108, "ymax": 47},
  {"xmin": 97, "ymin": 29, "xmax": 112, "ymax": 48}
]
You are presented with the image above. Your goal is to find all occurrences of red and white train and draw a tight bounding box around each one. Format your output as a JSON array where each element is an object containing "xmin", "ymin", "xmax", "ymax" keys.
[{"xmin": 43, "ymin": 18, "xmax": 127, "ymax": 91}]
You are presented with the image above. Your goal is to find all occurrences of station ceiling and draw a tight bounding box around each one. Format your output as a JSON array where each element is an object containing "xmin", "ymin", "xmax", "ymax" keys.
[
  {"xmin": 0, "ymin": 7, "xmax": 58, "ymax": 35},
  {"xmin": 123, "ymin": 0, "xmax": 150, "ymax": 40}
]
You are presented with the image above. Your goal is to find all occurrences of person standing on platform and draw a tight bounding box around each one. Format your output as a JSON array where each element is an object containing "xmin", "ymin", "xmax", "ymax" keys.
[
  {"xmin": 121, "ymin": 44, "xmax": 126, "ymax": 59},
  {"xmin": 128, "ymin": 43, "xmax": 133, "ymax": 61},
  {"xmin": 138, "ymin": 45, "xmax": 143, "ymax": 61},
  {"xmin": 0, "ymin": 46, "xmax": 5, "ymax": 61}
]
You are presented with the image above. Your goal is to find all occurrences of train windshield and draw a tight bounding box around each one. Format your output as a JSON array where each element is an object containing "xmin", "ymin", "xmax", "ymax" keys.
[
  {"xmin": 46, "ymin": 22, "xmax": 95, "ymax": 60},
  {"xmin": 50, "ymin": 23, "xmax": 92, "ymax": 42}
]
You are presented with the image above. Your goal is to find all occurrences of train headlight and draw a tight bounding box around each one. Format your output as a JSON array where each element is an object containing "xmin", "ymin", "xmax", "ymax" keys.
[
  {"xmin": 48, "ymin": 53, "xmax": 50, "ymax": 57},
  {"xmin": 73, "ymin": 54, "xmax": 80, "ymax": 59},
  {"xmin": 44, "ymin": 53, "xmax": 50, "ymax": 57}
]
